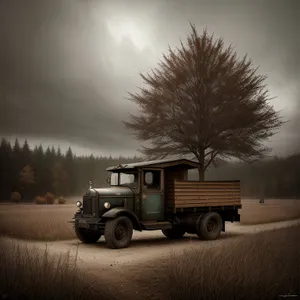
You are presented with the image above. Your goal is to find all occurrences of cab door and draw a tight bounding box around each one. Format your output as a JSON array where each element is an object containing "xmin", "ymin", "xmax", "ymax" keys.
[{"xmin": 141, "ymin": 169, "xmax": 164, "ymax": 221}]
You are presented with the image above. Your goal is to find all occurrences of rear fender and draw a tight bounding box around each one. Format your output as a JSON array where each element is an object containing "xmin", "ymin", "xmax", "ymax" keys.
[{"xmin": 101, "ymin": 208, "xmax": 142, "ymax": 231}]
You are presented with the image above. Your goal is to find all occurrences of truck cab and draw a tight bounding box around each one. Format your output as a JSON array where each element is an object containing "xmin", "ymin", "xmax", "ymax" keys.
[{"xmin": 70, "ymin": 158, "xmax": 241, "ymax": 249}]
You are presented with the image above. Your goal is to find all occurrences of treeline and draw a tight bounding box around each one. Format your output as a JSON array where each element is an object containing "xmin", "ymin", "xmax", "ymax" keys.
[
  {"xmin": 1, "ymin": 137, "xmax": 300, "ymax": 201},
  {"xmin": 205, "ymin": 153, "xmax": 300, "ymax": 198},
  {"xmin": 0, "ymin": 138, "xmax": 141, "ymax": 202}
]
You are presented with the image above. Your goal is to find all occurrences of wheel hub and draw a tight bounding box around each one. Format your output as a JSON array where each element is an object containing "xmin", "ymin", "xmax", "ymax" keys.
[
  {"xmin": 115, "ymin": 224, "xmax": 126, "ymax": 241},
  {"xmin": 207, "ymin": 220, "xmax": 216, "ymax": 232}
]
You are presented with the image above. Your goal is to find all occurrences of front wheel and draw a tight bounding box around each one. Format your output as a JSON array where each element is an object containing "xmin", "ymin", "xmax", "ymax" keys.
[
  {"xmin": 104, "ymin": 216, "xmax": 133, "ymax": 249},
  {"xmin": 75, "ymin": 226, "xmax": 102, "ymax": 244}
]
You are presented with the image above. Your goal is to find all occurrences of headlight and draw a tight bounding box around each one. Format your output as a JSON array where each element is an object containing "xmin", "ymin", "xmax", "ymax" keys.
[
  {"xmin": 104, "ymin": 202, "xmax": 111, "ymax": 209},
  {"xmin": 76, "ymin": 201, "xmax": 82, "ymax": 208}
]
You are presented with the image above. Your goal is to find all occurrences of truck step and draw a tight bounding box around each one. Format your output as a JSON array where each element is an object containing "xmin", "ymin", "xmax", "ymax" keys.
[{"xmin": 141, "ymin": 221, "xmax": 172, "ymax": 230}]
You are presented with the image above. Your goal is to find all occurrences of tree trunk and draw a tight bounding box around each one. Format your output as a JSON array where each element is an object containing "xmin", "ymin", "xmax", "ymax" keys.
[
  {"xmin": 197, "ymin": 149, "xmax": 205, "ymax": 181},
  {"xmin": 198, "ymin": 167, "xmax": 205, "ymax": 181}
]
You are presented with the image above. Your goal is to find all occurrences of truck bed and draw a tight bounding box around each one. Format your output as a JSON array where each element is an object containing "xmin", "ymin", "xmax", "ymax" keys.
[{"xmin": 167, "ymin": 180, "xmax": 241, "ymax": 208}]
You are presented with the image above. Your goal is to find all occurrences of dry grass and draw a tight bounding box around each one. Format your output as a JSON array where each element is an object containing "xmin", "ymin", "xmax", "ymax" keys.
[
  {"xmin": 57, "ymin": 197, "xmax": 67, "ymax": 204},
  {"xmin": 0, "ymin": 199, "xmax": 300, "ymax": 241},
  {"xmin": 157, "ymin": 225, "xmax": 300, "ymax": 300},
  {"xmin": 0, "ymin": 204, "xmax": 76, "ymax": 241},
  {"xmin": 0, "ymin": 241, "xmax": 111, "ymax": 300},
  {"xmin": 35, "ymin": 196, "xmax": 47, "ymax": 204},
  {"xmin": 240, "ymin": 199, "xmax": 300, "ymax": 225}
]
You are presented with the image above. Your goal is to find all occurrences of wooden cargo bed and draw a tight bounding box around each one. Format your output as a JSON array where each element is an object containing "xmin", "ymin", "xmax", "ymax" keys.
[{"xmin": 167, "ymin": 180, "xmax": 241, "ymax": 208}]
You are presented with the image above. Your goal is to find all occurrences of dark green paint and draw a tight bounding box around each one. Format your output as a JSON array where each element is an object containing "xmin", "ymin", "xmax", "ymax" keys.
[
  {"xmin": 99, "ymin": 197, "xmax": 134, "ymax": 212},
  {"xmin": 141, "ymin": 194, "xmax": 163, "ymax": 221},
  {"xmin": 93, "ymin": 187, "xmax": 134, "ymax": 197}
]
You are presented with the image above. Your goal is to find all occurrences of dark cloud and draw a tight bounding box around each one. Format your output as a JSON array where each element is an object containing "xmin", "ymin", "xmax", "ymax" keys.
[{"xmin": 0, "ymin": 0, "xmax": 299, "ymax": 156}]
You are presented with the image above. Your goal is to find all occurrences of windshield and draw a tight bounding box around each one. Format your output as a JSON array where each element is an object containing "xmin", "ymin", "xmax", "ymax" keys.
[{"xmin": 110, "ymin": 172, "xmax": 137, "ymax": 188}]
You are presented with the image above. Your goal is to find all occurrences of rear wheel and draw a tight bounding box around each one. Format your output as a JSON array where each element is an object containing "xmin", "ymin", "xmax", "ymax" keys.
[
  {"xmin": 196, "ymin": 212, "xmax": 222, "ymax": 240},
  {"xmin": 162, "ymin": 227, "xmax": 185, "ymax": 239},
  {"xmin": 75, "ymin": 226, "xmax": 102, "ymax": 244},
  {"xmin": 104, "ymin": 216, "xmax": 133, "ymax": 249}
]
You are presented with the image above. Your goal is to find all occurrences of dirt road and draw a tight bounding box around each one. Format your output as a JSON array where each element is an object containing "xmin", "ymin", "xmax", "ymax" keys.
[
  {"xmin": 1, "ymin": 218, "xmax": 300, "ymax": 299},
  {"xmin": 2, "ymin": 218, "xmax": 300, "ymax": 267}
]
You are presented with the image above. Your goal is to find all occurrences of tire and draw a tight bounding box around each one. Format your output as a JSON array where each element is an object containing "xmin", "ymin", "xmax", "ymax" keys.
[
  {"xmin": 104, "ymin": 216, "xmax": 133, "ymax": 249},
  {"xmin": 75, "ymin": 226, "xmax": 102, "ymax": 244},
  {"xmin": 196, "ymin": 212, "xmax": 222, "ymax": 240},
  {"xmin": 162, "ymin": 227, "xmax": 186, "ymax": 239}
]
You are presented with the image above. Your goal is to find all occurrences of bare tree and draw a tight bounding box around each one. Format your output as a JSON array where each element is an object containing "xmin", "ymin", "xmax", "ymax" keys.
[{"xmin": 124, "ymin": 24, "xmax": 284, "ymax": 181}]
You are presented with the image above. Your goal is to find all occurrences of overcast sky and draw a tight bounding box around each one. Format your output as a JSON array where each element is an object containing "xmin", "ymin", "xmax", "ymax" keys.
[{"xmin": 0, "ymin": 0, "xmax": 299, "ymax": 157}]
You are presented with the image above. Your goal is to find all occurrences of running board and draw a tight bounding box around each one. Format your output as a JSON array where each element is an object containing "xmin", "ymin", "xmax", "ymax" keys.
[{"xmin": 141, "ymin": 221, "xmax": 172, "ymax": 230}]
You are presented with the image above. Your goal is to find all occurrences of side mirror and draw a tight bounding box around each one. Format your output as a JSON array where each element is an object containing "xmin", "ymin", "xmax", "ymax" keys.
[{"xmin": 106, "ymin": 177, "xmax": 111, "ymax": 184}]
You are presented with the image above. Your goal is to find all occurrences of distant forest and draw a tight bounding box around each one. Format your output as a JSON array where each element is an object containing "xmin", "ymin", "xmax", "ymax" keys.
[{"xmin": 1, "ymin": 138, "xmax": 300, "ymax": 202}]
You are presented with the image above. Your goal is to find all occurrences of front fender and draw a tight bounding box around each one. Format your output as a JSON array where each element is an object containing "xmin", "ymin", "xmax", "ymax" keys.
[{"xmin": 101, "ymin": 207, "xmax": 141, "ymax": 231}]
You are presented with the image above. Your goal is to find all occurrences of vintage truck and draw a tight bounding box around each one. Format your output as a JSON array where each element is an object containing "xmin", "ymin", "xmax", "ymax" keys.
[{"xmin": 70, "ymin": 158, "xmax": 241, "ymax": 249}]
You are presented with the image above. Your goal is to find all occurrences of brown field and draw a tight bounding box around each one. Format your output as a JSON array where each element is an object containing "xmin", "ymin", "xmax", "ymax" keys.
[
  {"xmin": 0, "ymin": 240, "xmax": 112, "ymax": 300},
  {"xmin": 0, "ymin": 199, "xmax": 300, "ymax": 241},
  {"xmin": 0, "ymin": 197, "xmax": 299, "ymax": 299},
  {"xmin": 0, "ymin": 204, "xmax": 76, "ymax": 240},
  {"xmin": 1, "ymin": 223, "xmax": 299, "ymax": 300},
  {"xmin": 240, "ymin": 199, "xmax": 300, "ymax": 224},
  {"xmin": 139, "ymin": 225, "xmax": 300, "ymax": 300}
]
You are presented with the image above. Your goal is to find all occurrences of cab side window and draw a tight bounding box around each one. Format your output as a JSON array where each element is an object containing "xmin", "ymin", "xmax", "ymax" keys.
[{"xmin": 144, "ymin": 171, "xmax": 161, "ymax": 189}]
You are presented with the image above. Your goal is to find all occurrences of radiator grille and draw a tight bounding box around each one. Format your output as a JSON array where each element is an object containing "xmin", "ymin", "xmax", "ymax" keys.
[{"xmin": 83, "ymin": 196, "xmax": 93, "ymax": 215}]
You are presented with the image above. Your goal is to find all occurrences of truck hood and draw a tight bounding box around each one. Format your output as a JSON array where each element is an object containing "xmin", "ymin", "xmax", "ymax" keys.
[{"xmin": 87, "ymin": 186, "xmax": 134, "ymax": 197}]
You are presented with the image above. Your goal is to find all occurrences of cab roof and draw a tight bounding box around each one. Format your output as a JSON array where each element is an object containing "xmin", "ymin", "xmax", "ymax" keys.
[{"xmin": 106, "ymin": 158, "xmax": 200, "ymax": 171}]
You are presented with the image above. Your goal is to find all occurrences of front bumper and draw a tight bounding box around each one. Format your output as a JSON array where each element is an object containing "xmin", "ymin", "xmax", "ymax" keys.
[{"xmin": 69, "ymin": 216, "xmax": 105, "ymax": 231}]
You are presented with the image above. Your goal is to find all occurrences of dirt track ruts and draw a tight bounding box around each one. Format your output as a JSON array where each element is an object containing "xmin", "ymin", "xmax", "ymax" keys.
[{"xmin": 1, "ymin": 218, "xmax": 300, "ymax": 267}]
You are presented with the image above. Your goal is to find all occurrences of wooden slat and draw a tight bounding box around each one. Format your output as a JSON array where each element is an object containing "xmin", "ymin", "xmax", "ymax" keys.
[
  {"xmin": 174, "ymin": 185, "xmax": 239, "ymax": 188},
  {"xmin": 175, "ymin": 202, "xmax": 241, "ymax": 208},
  {"xmin": 174, "ymin": 192, "xmax": 240, "ymax": 196},
  {"xmin": 175, "ymin": 204, "xmax": 241, "ymax": 208},
  {"xmin": 173, "ymin": 187, "xmax": 240, "ymax": 191},
  {"xmin": 171, "ymin": 194, "xmax": 241, "ymax": 198},
  {"xmin": 174, "ymin": 190, "xmax": 240, "ymax": 192},
  {"xmin": 169, "ymin": 181, "xmax": 239, "ymax": 185},
  {"xmin": 174, "ymin": 184, "xmax": 240, "ymax": 187},
  {"xmin": 175, "ymin": 196, "xmax": 241, "ymax": 201},
  {"xmin": 169, "ymin": 189, "xmax": 241, "ymax": 193},
  {"xmin": 166, "ymin": 180, "xmax": 241, "ymax": 209},
  {"xmin": 174, "ymin": 187, "xmax": 240, "ymax": 191},
  {"xmin": 174, "ymin": 190, "xmax": 241, "ymax": 194},
  {"xmin": 174, "ymin": 180, "xmax": 240, "ymax": 185},
  {"xmin": 174, "ymin": 189, "xmax": 240, "ymax": 195},
  {"xmin": 179, "ymin": 193, "xmax": 239, "ymax": 196},
  {"xmin": 175, "ymin": 200, "xmax": 241, "ymax": 205},
  {"xmin": 174, "ymin": 187, "xmax": 240, "ymax": 190},
  {"xmin": 173, "ymin": 194, "xmax": 240, "ymax": 197},
  {"xmin": 174, "ymin": 183, "xmax": 240, "ymax": 186},
  {"xmin": 175, "ymin": 197, "xmax": 241, "ymax": 202},
  {"xmin": 174, "ymin": 187, "xmax": 239, "ymax": 191},
  {"xmin": 174, "ymin": 186, "xmax": 240, "ymax": 190},
  {"xmin": 174, "ymin": 184, "xmax": 240, "ymax": 186}
]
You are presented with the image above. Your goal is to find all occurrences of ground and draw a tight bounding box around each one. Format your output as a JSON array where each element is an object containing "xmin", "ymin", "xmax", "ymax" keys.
[{"xmin": 1, "ymin": 199, "xmax": 300, "ymax": 300}]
